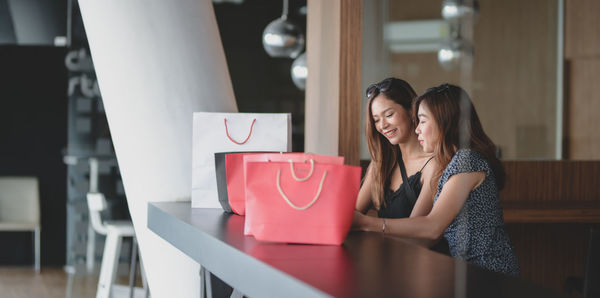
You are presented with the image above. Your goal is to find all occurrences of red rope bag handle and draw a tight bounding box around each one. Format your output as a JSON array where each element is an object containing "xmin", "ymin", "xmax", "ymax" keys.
[{"xmin": 224, "ymin": 118, "xmax": 256, "ymax": 145}]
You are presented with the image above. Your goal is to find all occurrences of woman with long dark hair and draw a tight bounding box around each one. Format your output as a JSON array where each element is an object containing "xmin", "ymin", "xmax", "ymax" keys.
[
  {"xmin": 353, "ymin": 83, "xmax": 519, "ymax": 276},
  {"xmin": 355, "ymin": 78, "xmax": 440, "ymax": 231}
]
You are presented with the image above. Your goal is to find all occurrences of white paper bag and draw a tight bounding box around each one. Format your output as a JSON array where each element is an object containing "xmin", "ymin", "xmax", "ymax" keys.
[{"xmin": 191, "ymin": 112, "xmax": 292, "ymax": 208}]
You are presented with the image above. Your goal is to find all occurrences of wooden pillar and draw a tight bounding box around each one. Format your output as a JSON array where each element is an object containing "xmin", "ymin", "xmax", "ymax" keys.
[{"xmin": 339, "ymin": 0, "xmax": 362, "ymax": 166}]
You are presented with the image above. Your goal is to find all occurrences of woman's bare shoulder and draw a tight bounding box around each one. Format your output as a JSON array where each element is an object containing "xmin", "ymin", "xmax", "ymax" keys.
[{"xmin": 420, "ymin": 155, "xmax": 440, "ymax": 176}]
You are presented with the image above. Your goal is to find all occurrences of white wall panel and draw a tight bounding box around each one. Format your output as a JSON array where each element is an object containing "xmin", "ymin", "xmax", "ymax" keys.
[{"xmin": 78, "ymin": 0, "xmax": 237, "ymax": 297}]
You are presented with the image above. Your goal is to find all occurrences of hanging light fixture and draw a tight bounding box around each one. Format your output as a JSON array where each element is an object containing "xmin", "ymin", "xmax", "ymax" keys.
[
  {"xmin": 441, "ymin": 0, "xmax": 479, "ymax": 21},
  {"xmin": 438, "ymin": 39, "xmax": 473, "ymax": 71},
  {"xmin": 438, "ymin": 0, "xmax": 478, "ymax": 71},
  {"xmin": 262, "ymin": 0, "xmax": 305, "ymax": 58},
  {"xmin": 290, "ymin": 52, "xmax": 307, "ymax": 90}
]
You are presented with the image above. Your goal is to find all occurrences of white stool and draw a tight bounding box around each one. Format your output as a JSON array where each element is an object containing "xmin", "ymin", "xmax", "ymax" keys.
[{"xmin": 87, "ymin": 192, "xmax": 146, "ymax": 298}]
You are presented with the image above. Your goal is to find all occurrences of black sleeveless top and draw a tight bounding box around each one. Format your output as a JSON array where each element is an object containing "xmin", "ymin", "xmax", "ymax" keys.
[
  {"xmin": 378, "ymin": 157, "xmax": 433, "ymax": 219},
  {"xmin": 378, "ymin": 156, "xmax": 450, "ymax": 255}
]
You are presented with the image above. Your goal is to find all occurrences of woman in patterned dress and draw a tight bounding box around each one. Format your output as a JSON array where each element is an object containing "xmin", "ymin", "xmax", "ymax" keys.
[{"xmin": 353, "ymin": 84, "xmax": 519, "ymax": 276}]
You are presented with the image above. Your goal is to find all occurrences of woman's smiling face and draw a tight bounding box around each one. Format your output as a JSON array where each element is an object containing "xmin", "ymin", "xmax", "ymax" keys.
[
  {"xmin": 370, "ymin": 95, "xmax": 413, "ymax": 145},
  {"xmin": 415, "ymin": 103, "xmax": 440, "ymax": 153}
]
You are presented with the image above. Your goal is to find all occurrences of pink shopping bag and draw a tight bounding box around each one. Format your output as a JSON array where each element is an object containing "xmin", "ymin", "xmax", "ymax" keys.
[
  {"xmin": 243, "ymin": 153, "xmax": 344, "ymax": 232},
  {"xmin": 223, "ymin": 152, "xmax": 275, "ymax": 215},
  {"xmin": 244, "ymin": 158, "xmax": 360, "ymax": 245}
]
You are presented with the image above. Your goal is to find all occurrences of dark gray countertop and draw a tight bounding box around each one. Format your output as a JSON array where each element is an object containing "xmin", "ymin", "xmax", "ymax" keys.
[{"xmin": 148, "ymin": 201, "xmax": 565, "ymax": 298}]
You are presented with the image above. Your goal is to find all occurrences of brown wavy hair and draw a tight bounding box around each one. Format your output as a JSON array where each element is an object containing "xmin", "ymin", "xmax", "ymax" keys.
[
  {"xmin": 365, "ymin": 78, "xmax": 417, "ymax": 209},
  {"xmin": 414, "ymin": 84, "xmax": 505, "ymax": 190}
]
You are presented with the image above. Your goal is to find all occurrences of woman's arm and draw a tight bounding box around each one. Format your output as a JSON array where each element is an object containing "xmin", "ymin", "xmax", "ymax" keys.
[
  {"xmin": 355, "ymin": 163, "xmax": 374, "ymax": 214},
  {"xmin": 409, "ymin": 158, "xmax": 439, "ymax": 217},
  {"xmin": 354, "ymin": 171, "xmax": 485, "ymax": 241}
]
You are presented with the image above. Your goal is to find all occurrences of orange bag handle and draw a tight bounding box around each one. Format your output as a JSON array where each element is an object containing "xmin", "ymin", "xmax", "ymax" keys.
[
  {"xmin": 276, "ymin": 160, "xmax": 327, "ymax": 211},
  {"xmin": 224, "ymin": 118, "xmax": 256, "ymax": 145}
]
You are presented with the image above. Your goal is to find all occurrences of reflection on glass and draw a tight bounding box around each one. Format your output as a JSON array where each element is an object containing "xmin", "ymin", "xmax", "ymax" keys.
[
  {"xmin": 437, "ymin": 39, "xmax": 473, "ymax": 71},
  {"xmin": 361, "ymin": 0, "xmax": 559, "ymax": 160},
  {"xmin": 441, "ymin": 0, "xmax": 479, "ymax": 20}
]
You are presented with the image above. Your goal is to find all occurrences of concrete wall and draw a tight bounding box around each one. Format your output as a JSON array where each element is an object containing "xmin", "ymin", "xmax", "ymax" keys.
[{"xmin": 79, "ymin": 0, "xmax": 237, "ymax": 297}]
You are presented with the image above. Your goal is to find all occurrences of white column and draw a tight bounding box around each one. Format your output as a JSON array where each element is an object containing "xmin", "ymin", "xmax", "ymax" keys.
[
  {"xmin": 78, "ymin": 1, "xmax": 237, "ymax": 297},
  {"xmin": 304, "ymin": 0, "xmax": 341, "ymax": 156}
]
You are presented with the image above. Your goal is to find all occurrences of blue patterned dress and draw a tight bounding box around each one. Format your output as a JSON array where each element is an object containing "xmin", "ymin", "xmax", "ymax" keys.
[{"xmin": 434, "ymin": 149, "xmax": 520, "ymax": 276}]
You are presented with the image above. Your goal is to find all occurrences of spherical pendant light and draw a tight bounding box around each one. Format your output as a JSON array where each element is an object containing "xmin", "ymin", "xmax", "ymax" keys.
[
  {"xmin": 441, "ymin": 0, "xmax": 479, "ymax": 21},
  {"xmin": 262, "ymin": 0, "xmax": 305, "ymax": 58},
  {"xmin": 437, "ymin": 39, "xmax": 473, "ymax": 71},
  {"xmin": 290, "ymin": 52, "xmax": 307, "ymax": 90},
  {"xmin": 439, "ymin": 0, "xmax": 478, "ymax": 71}
]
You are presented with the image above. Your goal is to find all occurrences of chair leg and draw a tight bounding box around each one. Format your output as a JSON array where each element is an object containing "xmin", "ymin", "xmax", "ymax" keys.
[
  {"xmin": 34, "ymin": 228, "xmax": 40, "ymax": 272},
  {"xmin": 87, "ymin": 223, "xmax": 96, "ymax": 273},
  {"xmin": 200, "ymin": 267, "xmax": 206, "ymax": 298},
  {"xmin": 97, "ymin": 230, "xmax": 123, "ymax": 298},
  {"xmin": 128, "ymin": 238, "xmax": 138, "ymax": 298},
  {"xmin": 139, "ymin": 252, "xmax": 149, "ymax": 298},
  {"xmin": 66, "ymin": 267, "xmax": 75, "ymax": 298},
  {"xmin": 204, "ymin": 268, "xmax": 213, "ymax": 298}
]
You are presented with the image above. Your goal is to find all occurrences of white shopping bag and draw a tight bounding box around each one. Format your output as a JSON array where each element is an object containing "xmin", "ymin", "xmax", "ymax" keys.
[{"xmin": 191, "ymin": 112, "xmax": 292, "ymax": 208}]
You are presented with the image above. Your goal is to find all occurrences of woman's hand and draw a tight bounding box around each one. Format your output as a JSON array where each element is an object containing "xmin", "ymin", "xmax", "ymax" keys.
[{"xmin": 352, "ymin": 211, "xmax": 382, "ymax": 232}]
